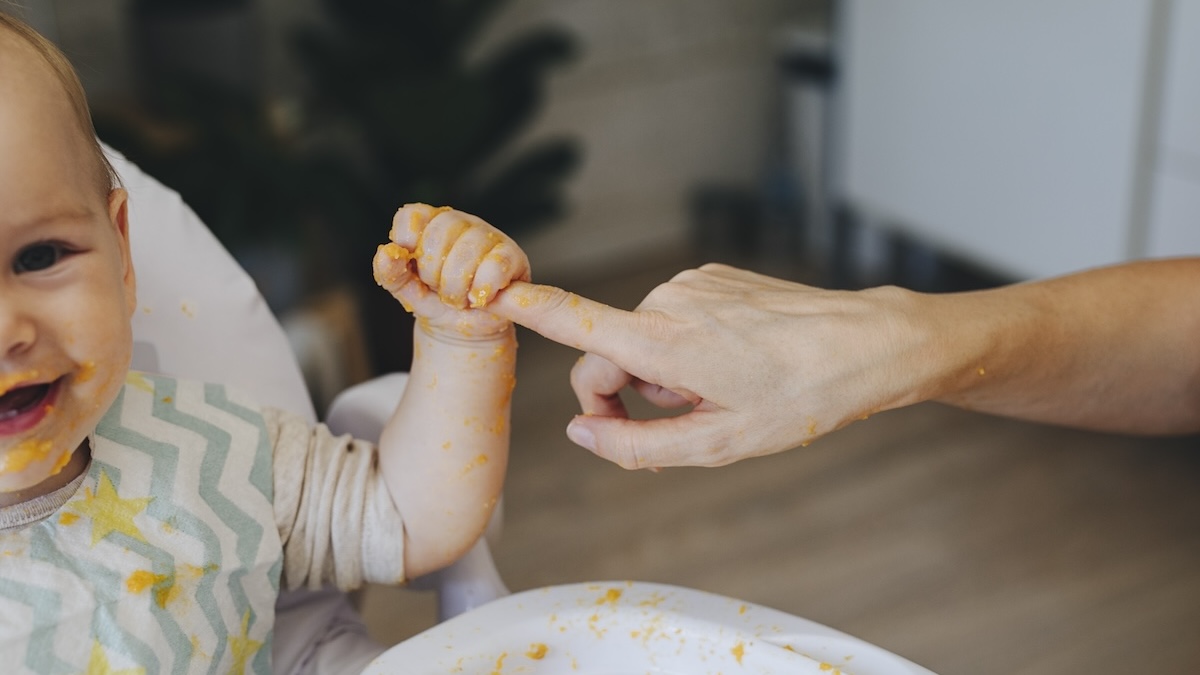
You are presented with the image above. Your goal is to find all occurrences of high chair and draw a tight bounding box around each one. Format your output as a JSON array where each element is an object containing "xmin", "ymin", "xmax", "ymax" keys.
[{"xmin": 113, "ymin": 146, "xmax": 936, "ymax": 675}]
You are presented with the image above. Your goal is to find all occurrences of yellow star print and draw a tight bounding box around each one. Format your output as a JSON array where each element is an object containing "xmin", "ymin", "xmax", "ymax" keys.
[
  {"xmin": 227, "ymin": 610, "xmax": 263, "ymax": 675},
  {"xmin": 65, "ymin": 470, "xmax": 153, "ymax": 546},
  {"xmin": 87, "ymin": 641, "xmax": 145, "ymax": 675}
]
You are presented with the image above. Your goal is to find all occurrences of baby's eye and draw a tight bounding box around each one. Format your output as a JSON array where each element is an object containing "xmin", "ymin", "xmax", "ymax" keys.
[{"xmin": 13, "ymin": 242, "xmax": 70, "ymax": 273}]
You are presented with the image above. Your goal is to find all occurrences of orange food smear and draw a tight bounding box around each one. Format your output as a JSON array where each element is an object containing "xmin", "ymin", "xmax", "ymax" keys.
[
  {"xmin": 525, "ymin": 643, "xmax": 548, "ymax": 660},
  {"xmin": 76, "ymin": 361, "xmax": 96, "ymax": 384},
  {"xmin": 461, "ymin": 454, "xmax": 490, "ymax": 475},
  {"xmin": 489, "ymin": 651, "xmax": 508, "ymax": 675},
  {"xmin": 0, "ymin": 370, "xmax": 39, "ymax": 397},
  {"xmin": 596, "ymin": 587, "xmax": 623, "ymax": 605},
  {"xmin": 47, "ymin": 448, "xmax": 73, "ymax": 476},
  {"xmin": 381, "ymin": 242, "xmax": 410, "ymax": 262},
  {"xmin": 470, "ymin": 283, "xmax": 495, "ymax": 309},
  {"xmin": 0, "ymin": 439, "xmax": 53, "ymax": 474},
  {"xmin": 126, "ymin": 570, "xmax": 171, "ymax": 606}
]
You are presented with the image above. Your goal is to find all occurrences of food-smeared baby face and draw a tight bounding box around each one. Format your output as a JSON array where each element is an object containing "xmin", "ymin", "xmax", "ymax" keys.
[{"xmin": 0, "ymin": 31, "xmax": 135, "ymax": 493}]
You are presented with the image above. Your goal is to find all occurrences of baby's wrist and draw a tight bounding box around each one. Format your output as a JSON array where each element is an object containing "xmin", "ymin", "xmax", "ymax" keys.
[{"xmin": 415, "ymin": 317, "xmax": 515, "ymax": 347}]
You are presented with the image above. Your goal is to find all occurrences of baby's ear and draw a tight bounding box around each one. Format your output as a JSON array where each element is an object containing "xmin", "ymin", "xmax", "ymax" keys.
[{"xmin": 107, "ymin": 188, "xmax": 137, "ymax": 316}]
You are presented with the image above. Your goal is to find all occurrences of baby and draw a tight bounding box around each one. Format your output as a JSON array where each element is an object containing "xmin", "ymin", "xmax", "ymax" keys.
[{"xmin": 0, "ymin": 13, "xmax": 525, "ymax": 674}]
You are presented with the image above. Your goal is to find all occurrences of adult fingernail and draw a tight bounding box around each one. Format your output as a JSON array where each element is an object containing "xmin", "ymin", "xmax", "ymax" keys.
[{"xmin": 566, "ymin": 419, "xmax": 596, "ymax": 451}]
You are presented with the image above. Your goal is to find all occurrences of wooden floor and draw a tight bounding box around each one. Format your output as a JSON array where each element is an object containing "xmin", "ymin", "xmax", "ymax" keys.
[{"xmin": 359, "ymin": 250, "xmax": 1200, "ymax": 675}]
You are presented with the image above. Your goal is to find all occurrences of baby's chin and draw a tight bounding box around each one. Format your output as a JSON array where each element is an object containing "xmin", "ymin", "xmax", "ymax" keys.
[{"xmin": 0, "ymin": 438, "xmax": 84, "ymax": 495}]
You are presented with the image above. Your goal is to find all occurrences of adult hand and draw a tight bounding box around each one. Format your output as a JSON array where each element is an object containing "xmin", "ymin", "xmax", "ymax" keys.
[{"xmin": 489, "ymin": 264, "xmax": 959, "ymax": 469}]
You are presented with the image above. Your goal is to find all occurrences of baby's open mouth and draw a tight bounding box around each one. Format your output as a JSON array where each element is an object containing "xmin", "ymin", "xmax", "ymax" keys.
[{"xmin": 0, "ymin": 380, "xmax": 56, "ymax": 422}]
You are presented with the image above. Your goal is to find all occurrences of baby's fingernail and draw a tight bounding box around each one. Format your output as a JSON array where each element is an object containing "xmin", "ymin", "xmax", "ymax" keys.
[{"xmin": 566, "ymin": 420, "xmax": 596, "ymax": 451}]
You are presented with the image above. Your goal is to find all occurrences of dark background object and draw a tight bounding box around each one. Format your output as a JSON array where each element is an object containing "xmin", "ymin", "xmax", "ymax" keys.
[{"xmin": 98, "ymin": 0, "xmax": 581, "ymax": 375}]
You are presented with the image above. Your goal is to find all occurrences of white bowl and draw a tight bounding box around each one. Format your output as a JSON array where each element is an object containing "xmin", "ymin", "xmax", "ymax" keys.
[{"xmin": 364, "ymin": 581, "xmax": 936, "ymax": 675}]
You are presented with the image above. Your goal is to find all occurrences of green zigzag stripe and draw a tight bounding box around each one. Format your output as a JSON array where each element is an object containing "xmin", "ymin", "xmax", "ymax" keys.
[
  {"xmin": 0, "ymin": 574, "xmax": 76, "ymax": 675},
  {"xmin": 203, "ymin": 384, "xmax": 273, "ymax": 505},
  {"xmin": 27, "ymin": 522, "xmax": 161, "ymax": 673},
  {"xmin": 203, "ymin": 384, "xmax": 280, "ymax": 610},
  {"xmin": 141, "ymin": 375, "xmax": 272, "ymax": 672},
  {"xmin": 95, "ymin": 385, "xmax": 227, "ymax": 672}
]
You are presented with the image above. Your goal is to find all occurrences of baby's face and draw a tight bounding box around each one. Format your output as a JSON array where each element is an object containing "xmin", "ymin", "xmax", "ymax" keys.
[{"xmin": 0, "ymin": 35, "xmax": 135, "ymax": 493}]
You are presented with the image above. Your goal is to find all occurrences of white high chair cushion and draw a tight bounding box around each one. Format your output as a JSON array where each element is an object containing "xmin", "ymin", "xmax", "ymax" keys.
[
  {"xmin": 107, "ymin": 144, "xmax": 381, "ymax": 675},
  {"xmin": 107, "ymin": 144, "xmax": 317, "ymax": 423}
]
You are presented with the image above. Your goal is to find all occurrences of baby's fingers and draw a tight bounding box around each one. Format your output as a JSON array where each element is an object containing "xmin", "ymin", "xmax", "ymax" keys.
[
  {"xmin": 468, "ymin": 241, "xmax": 530, "ymax": 309},
  {"xmin": 439, "ymin": 227, "xmax": 507, "ymax": 308},
  {"xmin": 389, "ymin": 203, "xmax": 450, "ymax": 249},
  {"xmin": 373, "ymin": 243, "xmax": 444, "ymax": 317}
]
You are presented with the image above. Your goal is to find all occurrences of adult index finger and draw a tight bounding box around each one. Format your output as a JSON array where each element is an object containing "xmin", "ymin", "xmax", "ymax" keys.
[{"xmin": 488, "ymin": 281, "xmax": 650, "ymax": 364}]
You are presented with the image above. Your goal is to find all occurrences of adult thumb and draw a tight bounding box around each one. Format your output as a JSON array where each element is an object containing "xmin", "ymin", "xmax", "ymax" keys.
[{"xmin": 566, "ymin": 413, "xmax": 721, "ymax": 470}]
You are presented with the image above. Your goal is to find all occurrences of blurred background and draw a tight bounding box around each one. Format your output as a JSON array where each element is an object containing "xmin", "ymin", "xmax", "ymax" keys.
[{"xmin": 9, "ymin": 1, "xmax": 1200, "ymax": 673}]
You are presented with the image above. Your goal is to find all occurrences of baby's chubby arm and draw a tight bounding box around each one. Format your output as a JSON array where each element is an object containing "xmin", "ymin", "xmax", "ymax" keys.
[{"xmin": 371, "ymin": 204, "xmax": 528, "ymax": 579}]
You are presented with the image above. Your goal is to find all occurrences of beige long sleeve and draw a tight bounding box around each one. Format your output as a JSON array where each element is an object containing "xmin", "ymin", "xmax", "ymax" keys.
[{"xmin": 263, "ymin": 406, "xmax": 407, "ymax": 591}]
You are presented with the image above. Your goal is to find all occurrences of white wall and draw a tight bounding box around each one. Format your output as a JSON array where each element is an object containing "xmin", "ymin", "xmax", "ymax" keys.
[
  {"xmin": 480, "ymin": 0, "xmax": 819, "ymax": 279},
  {"xmin": 836, "ymin": 0, "xmax": 1196, "ymax": 280}
]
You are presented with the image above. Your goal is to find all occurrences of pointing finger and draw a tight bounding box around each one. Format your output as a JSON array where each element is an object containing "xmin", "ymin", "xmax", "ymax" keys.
[{"xmin": 489, "ymin": 282, "xmax": 655, "ymax": 366}]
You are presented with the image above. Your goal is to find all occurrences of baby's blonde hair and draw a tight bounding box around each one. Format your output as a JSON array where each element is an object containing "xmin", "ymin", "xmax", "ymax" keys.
[{"xmin": 0, "ymin": 11, "xmax": 119, "ymax": 196}]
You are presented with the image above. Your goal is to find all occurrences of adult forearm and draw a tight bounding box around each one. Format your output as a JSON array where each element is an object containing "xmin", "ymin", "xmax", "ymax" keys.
[{"xmin": 930, "ymin": 258, "xmax": 1200, "ymax": 434}]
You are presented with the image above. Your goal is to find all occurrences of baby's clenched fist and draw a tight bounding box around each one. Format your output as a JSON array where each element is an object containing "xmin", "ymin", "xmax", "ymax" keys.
[{"xmin": 374, "ymin": 204, "xmax": 530, "ymax": 338}]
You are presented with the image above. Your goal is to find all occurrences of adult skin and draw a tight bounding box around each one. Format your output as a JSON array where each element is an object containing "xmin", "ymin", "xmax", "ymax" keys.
[{"xmin": 487, "ymin": 259, "xmax": 1200, "ymax": 469}]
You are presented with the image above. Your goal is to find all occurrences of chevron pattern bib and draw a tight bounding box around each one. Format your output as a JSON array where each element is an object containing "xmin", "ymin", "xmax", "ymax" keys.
[{"xmin": 0, "ymin": 372, "xmax": 283, "ymax": 675}]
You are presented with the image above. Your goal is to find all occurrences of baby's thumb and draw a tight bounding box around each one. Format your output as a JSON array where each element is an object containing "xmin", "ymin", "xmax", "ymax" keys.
[
  {"xmin": 566, "ymin": 414, "xmax": 717, "ymax": 470},
  {"xmin": 373, "ymin": 243, "xmax": 439, "ymax": 315}
]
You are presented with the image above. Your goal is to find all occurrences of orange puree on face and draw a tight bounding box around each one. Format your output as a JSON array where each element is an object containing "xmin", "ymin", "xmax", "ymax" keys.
[
  {"xmin": 76, "ymin": 361, "xmax": 96, "ymax": 384},
  {"xmin": 48, "ymin": 448, "xmax": 73, "ymax": 476},
  {"xmin": 0, "ymin": 439, "xmax": 53, "ymax": 474},
  {"xmin": 0, "ymin": 370, "xmax": 39, "ymax": 396}
]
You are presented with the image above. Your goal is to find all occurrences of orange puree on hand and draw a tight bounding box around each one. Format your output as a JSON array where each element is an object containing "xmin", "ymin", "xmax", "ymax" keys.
[{"xmin": 374, "ymin": 243, "xmax": 413, "ymax": 290}]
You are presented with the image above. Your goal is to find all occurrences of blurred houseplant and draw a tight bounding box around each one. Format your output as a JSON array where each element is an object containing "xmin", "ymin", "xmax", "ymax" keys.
[{"xmin": 98, "ymin": 0, "xmax": 580, "ymax": 373}]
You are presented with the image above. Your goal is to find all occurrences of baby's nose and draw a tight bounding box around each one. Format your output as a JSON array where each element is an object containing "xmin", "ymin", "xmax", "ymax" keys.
[{"xmin": 0, "ymin": 302, "xmax": 36, "ymax": 359}]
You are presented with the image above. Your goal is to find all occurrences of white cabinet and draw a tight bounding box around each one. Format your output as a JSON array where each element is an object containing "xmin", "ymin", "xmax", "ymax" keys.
[
  {"xmin": 1148, "ymin": 0, "xmax": 1200, "ymax": 257},
  {"xmin": 836, "ymin": 0, "xmax": 1199, "ymax": 280}
]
